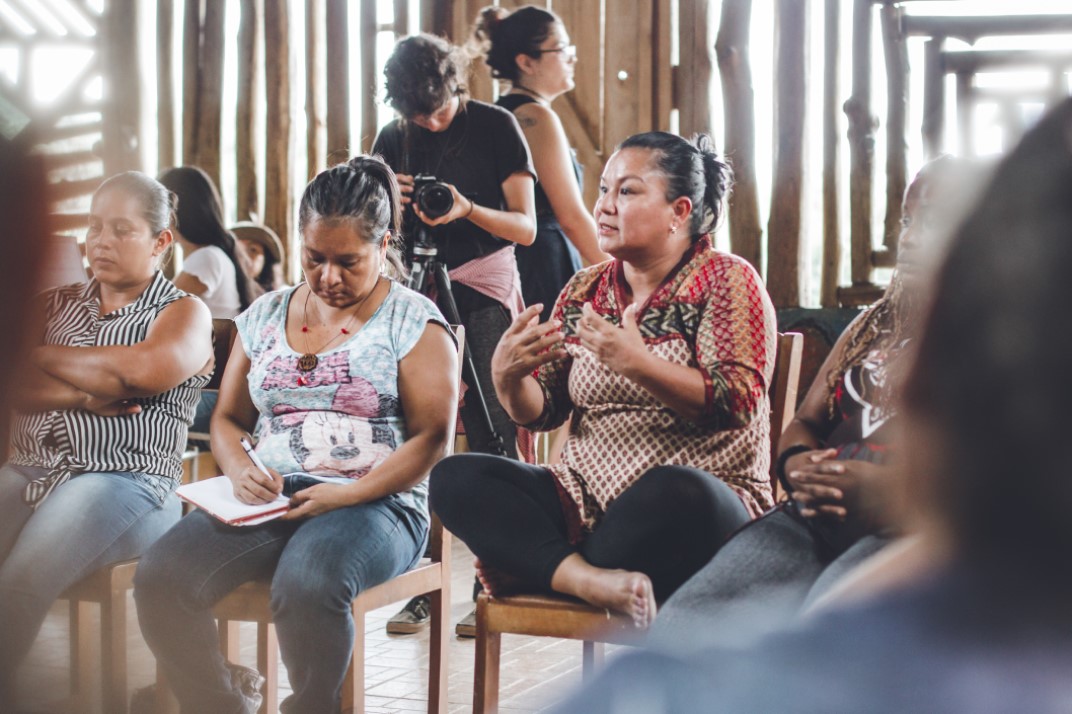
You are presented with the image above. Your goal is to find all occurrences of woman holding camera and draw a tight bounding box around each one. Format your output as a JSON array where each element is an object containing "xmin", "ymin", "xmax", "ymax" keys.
[{"xmin": 473, "ymin": 5, "xmax": 609, "ymax": 322}]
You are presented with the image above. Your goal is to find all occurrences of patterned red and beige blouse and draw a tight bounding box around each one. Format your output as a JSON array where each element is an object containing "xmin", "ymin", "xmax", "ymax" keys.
[{"xmin": 524, "ymin": 236, "xmax": 777, "ymax": 540}]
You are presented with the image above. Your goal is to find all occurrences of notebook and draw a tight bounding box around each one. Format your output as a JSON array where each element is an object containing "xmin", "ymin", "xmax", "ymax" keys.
[{"xmin": 176, "ymin": 475, "xmax": 291, "ymax": 526}]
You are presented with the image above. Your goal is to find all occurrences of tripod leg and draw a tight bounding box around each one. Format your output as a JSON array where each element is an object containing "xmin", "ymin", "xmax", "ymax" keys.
[{"xmin": 430, "ymin": 262, "xmax": 508, "ymax": 457}]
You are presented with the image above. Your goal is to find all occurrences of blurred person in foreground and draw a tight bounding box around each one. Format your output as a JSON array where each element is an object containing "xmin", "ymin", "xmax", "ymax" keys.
[{"xmin": 554, "ymin": 97, "xmax": 1072, "ymax": 714}]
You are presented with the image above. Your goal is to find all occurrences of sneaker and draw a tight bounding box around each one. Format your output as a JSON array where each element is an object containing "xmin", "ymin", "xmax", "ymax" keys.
[
  {"xmin": 226, "ymin": 662, "xmax": 266, "ymax": 714},
  {"xmin": 386, "ymin": 595, "xmax": 431, "ymax": 634},
  {"xmin": 455, "ymin": 608, "xmax": 477, "ymax": 638}
]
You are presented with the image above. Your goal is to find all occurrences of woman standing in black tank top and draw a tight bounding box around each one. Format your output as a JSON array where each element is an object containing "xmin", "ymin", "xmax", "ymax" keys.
[{"xmin": 473, "ymin": 5, "xmax": 609, "ymax": 322}]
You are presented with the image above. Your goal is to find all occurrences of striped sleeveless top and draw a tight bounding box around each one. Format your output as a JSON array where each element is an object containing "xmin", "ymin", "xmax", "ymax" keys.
[{"xmin": 11, "ymin": 272, "xmax": 210, "ymax": 506}]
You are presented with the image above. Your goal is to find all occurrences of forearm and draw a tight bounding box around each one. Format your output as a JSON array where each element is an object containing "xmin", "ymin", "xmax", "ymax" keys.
[
  {"xmin": 623, "ymin": 352, "xmax": 708, "ymax": 423},
  {"xmin": 14, "ymin": 368, "xmax": 89, "ymax": 413},
  {"xmin": 559, "ymin": 214, "xmax": 609, "ymax": 266},
  {"xmin": 211, "ymin": 413, "xmax": 259, "ymax": 482},
  {"xmin": 494, "ymin": 373, "xmax": 548, "ymax": 426},
  {"xmin": 467, "ymin": 203, "xmax": 536, "ymax": 246},
  {"xmin": 779, "ymin": 420, "xmax": 825, "ymax": 455},
  {"xmin": 36, "ymin": 344, "xmax": 154, "ymax": 400}
]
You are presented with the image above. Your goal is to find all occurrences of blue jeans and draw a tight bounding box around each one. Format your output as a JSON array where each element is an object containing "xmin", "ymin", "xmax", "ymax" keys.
[
  {"xmin": 134, "ymin": 478, "xmax": 428, "ymax": 714},
  {"xmin": 0, "ymin": 463, "xmax": 181, "ymax": 700}
]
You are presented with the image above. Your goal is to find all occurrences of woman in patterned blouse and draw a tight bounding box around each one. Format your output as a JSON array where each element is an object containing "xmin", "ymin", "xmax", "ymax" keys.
[
  {"xmin": 431, "ymin": 131, "xmax": 776, "ymax": 627},
  {"xmin": 0, "ymin": 172, "xmax": 213, "ymax": 707}
]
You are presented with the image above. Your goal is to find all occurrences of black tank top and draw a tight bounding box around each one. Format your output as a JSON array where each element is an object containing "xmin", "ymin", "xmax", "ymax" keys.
[{"xmin": 496, "ymin": 93, "xmax": 584, "ymax": 218}]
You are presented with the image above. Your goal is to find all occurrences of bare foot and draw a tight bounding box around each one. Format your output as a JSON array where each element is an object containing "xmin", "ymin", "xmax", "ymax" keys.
[
  {"xmin": 576, "ymin": 569, "xmax": 657, "ymax": 629},
  {"xmin": 474, "ymin": 557, "xmax": 526, "ymax": 597}
]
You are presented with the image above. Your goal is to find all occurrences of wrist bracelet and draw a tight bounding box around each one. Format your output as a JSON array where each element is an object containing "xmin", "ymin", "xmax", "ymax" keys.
[
  {"xmin": 776, "ymin": 444, "xmax": 812, "ymax": 490},
  {"xmin": 461, "ymin": 197, "xmax": 475, "ymax": 220}
]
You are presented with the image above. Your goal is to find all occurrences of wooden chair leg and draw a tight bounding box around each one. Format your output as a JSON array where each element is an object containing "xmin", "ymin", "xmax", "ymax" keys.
[
  {"xmin": 473, "ymin": 597, "xmax": 500, "ymax": 714},
  {"xmin": 154, "ymin": 666, "xmax": 180, "ymax": 714},
  {"xmin": 581, "ymin": 641, "xmax": 604, "ymax": 680},
  {"xmin": 428, "ymin": 586, "xmax": 449, "ymax": 714},
  {"xmin": 218, "ymin": 619, "xmax": 242, "ymax": 662},
  {"xmin": 257, "ymin": 623, "xmax": 277, "ymax": 714},
  {"xmin": 341, "ymin": 607, "xmax": 365, "ymax": 714},
  {"xmin": 101, "ymin": 584, "xmax": 129, "ymax": 714},
  {"xmin": 69, "ymin": 599, "xmax": 94, "ymax": 710}
]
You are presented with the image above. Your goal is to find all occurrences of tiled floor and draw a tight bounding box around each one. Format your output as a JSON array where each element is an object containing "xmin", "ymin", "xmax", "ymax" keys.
[{"xmin": 15, "ymin": 536, "xmax": 626, "ymax": 714}]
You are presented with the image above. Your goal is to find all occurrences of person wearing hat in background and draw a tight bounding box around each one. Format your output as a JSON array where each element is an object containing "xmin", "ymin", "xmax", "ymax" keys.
[{"xmin": 234, "ymin": 221, "xmax": 288, "ymax": 294}]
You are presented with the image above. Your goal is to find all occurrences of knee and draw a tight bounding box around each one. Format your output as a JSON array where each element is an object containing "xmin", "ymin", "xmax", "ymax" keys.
[
  {"xmin": 133, "ymin": 542, "xmax": 193, "ymax": 609},
  {"xmin": 429, "ymin": 453, "xmax": 498, "ymax": 517},
  {"xmin": 635, "ymin": 466, "xmax": 748, "ymax": 526},
  {"xmin": 270, "ymin": 565, "xmax": 350, "ymax": 619}
]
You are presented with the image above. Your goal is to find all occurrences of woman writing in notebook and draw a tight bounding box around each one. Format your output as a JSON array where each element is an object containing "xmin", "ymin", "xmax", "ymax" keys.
[{"xmin": 134, "ymin": 155, "xmax": 458, "ymax": 714}]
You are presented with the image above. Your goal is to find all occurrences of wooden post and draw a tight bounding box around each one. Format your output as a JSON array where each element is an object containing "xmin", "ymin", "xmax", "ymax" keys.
[
  {"xmin": 767, "ymin": 0, "xmax": 807, "ymax": 308},
  {"xmin": 264, "ymin": 0, "xmax": 293, "ymax": 265},
  {"xmin": 420, "ymin": 0, "xmax": 453, "ymax": 38},
  {"xmin": 102, "ymin": 0, "xmax": 142, "ymax": 173},
  {"xmin": 922, "ymin": 37, "xmax": 945, "ymax": 158},
  {"xmin": 196, "ymin": 0, "xmax": 226, "ymax": 189},
  {"xmin": 676, "ymin": 0, "xmax": 712, "ymax": 138},
  {"xmin": 182, "ymin": 0, "xmax": 201, "ymax": 167},
  {"xmin": 359, "ymin": 0, "xmax": 377, "ymax": 153},
  {"xmin": 235, "ymin": 0, "xmax": 261, "ymax": 220},
  {"xmin": 880, "ymin": 3, "xmax": 907, "ymax": 255},
  {"xmin": 715, "ymin": 0, "xmax": 763, "ymax": 272},
  {"xmin": 394, "ymin": 0, "xmax": 409, "ymax": 37},
  {"xmin": 325, "ymin": 0, "xmax": 350, "ymax": 162},
  {"xmin": 157, "ymin": 0, "xmax": 176, "ymax": 173},
  {"xmin": 821, "ymin": 0, "xmax": 841, "ymax": 308},
  {"xmin": 306, "ymin": 0, "xmax": 326, "ymax": 177},
  {"xmin": 846, "ymin": 0, "xmax": 875, "ymax": 287},
  {"xmin": 956, "ymin": 71, "xmax": 974, "ymax": 157}
]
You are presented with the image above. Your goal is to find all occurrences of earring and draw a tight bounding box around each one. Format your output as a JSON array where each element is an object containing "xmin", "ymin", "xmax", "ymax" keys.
[{"xmin": 670, "ymin": 223, "xmax": 678, "ymax": 234}]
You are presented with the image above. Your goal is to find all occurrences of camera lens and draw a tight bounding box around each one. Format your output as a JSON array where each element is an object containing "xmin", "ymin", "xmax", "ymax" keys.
[{"xmin": 417, "ymin": 183, "xmax": 454, "ymax": 219}]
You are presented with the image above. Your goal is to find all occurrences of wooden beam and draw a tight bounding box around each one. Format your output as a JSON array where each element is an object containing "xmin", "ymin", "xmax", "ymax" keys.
[
  {"xmin": 676, "ymin": 0, "xmax": 712, "ymax": 137},
  {"xmin": 903, "ymin": 14, "xmax": 1072, "ymax": 42},
  {"xmin": 101, "ymin": 0, "xmax": 141, "ymax": 173},
  {"xmin": 157, "ymin": 0, "xmax": 176, "ymax": 172},
  {"xmin": 325, "ymin": 0, "xmax": 350, "ymax": 162},
  {"xmin": 943, "ymin": 49, "xmax": 1072, "ymax": 74},
  {"xmin": 715, "ymin": 0, "xmax": 762, "ymax": 271},
  {"xmin": 236, "ymin": 0, "xmax": 261, "ymax": 220},
  {"xmin": 767, "ymin": 0, "xmax": 807, "ymax": 308},
  {"xmin": 264, "ymin": 0, "xmax": 293, "ymax": 266},
  {"xmin": 846, "ymin": 0, "xmax": 876, "ymax": 287},
  {"xmin": 956, "ymin": 71, "xmax": 974, "ymax": 158},
  {"xmin": 393, "ymin": 0, "xmax": 409, "ymax": 37},
  {"xmin": 196, "ymin": 0, "xmax": 225, "ymax": 188},
  {"xmin": 880, "ymin": 3, "xmax": 907, "ymax": 255},
  {"xmin": 419, "ymin": 0, "xmax": 452, "ymax": 38},
  {"xmin": 821, "ymin": 0, "xmax": 841, "ymax": 308},
  {"xmin": 359, "ymin": 0, "xmax": 377, "ymax": 153},
  {"xmin": 306, "ymin": 0, "xmax": 326, "ymax": 177},
  {"xmin": 922, "ymin": 37, "xmax": 945, "ymax": 158},
  {"xmin": 181, "ymin": 0, "xmax": 201, "ymax": 167}
]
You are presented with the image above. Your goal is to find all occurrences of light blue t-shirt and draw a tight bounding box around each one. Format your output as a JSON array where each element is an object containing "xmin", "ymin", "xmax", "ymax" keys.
[{"xmin": 235, "ymin": 280, "xmax": 448, "ymax": 521}]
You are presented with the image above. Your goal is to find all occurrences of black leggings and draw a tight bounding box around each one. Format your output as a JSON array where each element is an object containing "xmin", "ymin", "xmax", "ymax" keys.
[{"xmin": 429, "ymin": 453, "xmax": 752, "ymax": 602}]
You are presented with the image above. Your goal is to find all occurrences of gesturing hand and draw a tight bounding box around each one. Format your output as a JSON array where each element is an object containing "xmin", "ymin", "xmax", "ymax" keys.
[
  {"xmin": 576, "ymin": 302, "xmax": 649, "ymax": 378},
  {"xmin": 491, "ymin": 304, "xmax": 565, "ymax": 389}
]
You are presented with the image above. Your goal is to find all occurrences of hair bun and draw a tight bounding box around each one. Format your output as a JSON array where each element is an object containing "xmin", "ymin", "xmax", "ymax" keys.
[{"xmin": 474, "ymin": 5, "xmax": 507, "ymax": 42}]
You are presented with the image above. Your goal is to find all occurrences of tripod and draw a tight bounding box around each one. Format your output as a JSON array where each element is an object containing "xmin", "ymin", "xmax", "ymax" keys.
[{"xmin": 407, "ymin": 226, "xmax": 507, "ymax": 458}]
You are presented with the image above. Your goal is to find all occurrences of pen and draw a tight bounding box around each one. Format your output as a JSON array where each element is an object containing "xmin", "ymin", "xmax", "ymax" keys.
[{"xmin": 239, "ymin": 436, "xmax": 274, "ymax": 482}]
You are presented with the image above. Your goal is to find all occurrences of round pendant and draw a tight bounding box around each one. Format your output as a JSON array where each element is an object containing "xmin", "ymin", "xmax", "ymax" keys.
[{"xmin": 297, "ymin": 353, "xmax": 319, "ymax": 372}]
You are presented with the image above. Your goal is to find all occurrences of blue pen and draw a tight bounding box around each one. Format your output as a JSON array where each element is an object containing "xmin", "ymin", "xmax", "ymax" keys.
[{"xmin": 239, "ymin": 436, "xmax": 275, "ymax": 482}]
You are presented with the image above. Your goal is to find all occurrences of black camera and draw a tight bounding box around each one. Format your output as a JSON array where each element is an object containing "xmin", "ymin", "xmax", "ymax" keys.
[{"xmin": 412, "ymin": 174, "xmax": 454, "ymax": 219}]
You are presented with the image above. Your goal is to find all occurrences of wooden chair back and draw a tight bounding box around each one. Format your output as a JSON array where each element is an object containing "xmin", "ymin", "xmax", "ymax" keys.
[
  {"xmin": 206, "ymin": 318, "xmax": 238, "ymax": 391},
  {"xmin": 472, "ymin": 330, "xmax": 807, "ymax": 713},
  {"xmin": 769, "ymin": 332, "xmax": 804, "ymax": 498}
]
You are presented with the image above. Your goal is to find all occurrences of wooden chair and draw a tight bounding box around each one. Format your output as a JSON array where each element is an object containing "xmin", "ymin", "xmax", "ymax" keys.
[
  {"xmin": 472, "ymin": 331, "xmax": 805, "ymax": 714},
  {"xmin": 183, "ymin": 326, "xmax": 466, "ymax": 714},
  {"xmin": 184, "ymin": 318, "xmax": 239, "ymax": 481},
  {"xmin": 57, "ymin": 318, "xmax": 238, "ymax": 714}
]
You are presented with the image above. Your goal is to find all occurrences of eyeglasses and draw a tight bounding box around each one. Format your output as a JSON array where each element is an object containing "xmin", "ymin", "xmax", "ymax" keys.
[{"xmin": 537, "ymin": 45, "xmax": 577, "ymax": 60}]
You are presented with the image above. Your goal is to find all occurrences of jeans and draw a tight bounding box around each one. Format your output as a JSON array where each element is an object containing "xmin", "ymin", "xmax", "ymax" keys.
[
  {"xmin": 134, "ymin": 481, "xmax": 428, "ymax": 714},
  {"xmin": 647, "ymin": 505, "xmax": 890, "ymax": 653},
  {"xmin": 0, "ymin": 463, "xmax": 180, "ymax": 703}
]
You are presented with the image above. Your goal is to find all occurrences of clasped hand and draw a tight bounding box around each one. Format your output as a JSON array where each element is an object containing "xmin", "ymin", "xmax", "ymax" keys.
[
  {"xmin": 231, "ymin": 466, "xmax": 353, "ymax": 520},
  {"xmin": 787, "ymin": 448, "xmax": 884, "ymax": 524}
]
